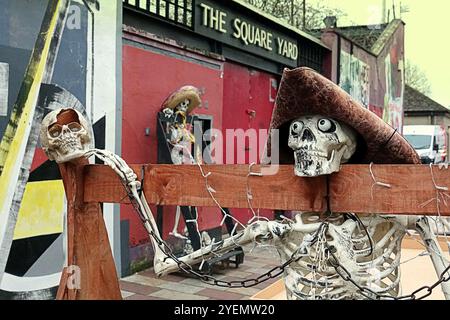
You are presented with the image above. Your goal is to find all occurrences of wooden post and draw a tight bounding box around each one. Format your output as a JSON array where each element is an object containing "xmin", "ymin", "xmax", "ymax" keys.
[{"xmin": 57, "ymin": 158, "xmax": 121, "ymax": 300}]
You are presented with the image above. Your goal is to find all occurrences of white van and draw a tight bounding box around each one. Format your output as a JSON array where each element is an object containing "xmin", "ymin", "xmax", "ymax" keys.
[{"xmin": 403, "ymin": 125, "xmax": 447, "ymax": 164}]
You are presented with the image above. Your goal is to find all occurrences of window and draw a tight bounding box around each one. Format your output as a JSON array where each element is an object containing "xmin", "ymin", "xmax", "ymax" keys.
[{"xmin": 404, "ymin": 134, "xmax": 432, "ymax": 150}]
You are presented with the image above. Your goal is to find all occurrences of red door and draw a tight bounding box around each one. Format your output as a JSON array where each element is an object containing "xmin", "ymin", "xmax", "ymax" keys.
[
  {"xmin": 122, "ymin": 43, "xmax": 224, "ymax": 245},
  {"xmin": 222, "ymin": 62, "xmax": 279, "ymax": 224}
]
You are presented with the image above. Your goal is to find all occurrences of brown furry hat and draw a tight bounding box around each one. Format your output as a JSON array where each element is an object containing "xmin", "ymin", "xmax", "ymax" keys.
[{"xmin": 266, "ymin": 67, "xmax": 420, "ymax": 165}]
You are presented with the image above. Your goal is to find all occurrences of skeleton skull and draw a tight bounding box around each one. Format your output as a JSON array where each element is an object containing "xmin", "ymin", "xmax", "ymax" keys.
[
  {"xmin": 39, "ymin": 108, "xmax": 93, "ymax": 163},
  {"xmin": 176, "ymin": 99, "xmax": 190, "ymax": 114},
  {"xmin": 288, "ymin": 115, "xmax": 357, "ymax": 176}
]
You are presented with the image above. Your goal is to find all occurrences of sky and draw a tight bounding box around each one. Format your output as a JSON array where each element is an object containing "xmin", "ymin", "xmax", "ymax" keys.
[{"xmin": 313, "ymin": 0, "xmax": 450, "ymax": 107}]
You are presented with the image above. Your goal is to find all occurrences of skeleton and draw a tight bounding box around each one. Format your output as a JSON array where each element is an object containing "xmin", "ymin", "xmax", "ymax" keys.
[
  {"xmin": 39, "ymin": 108, "xmax": 93, "ymax": 163},
  {"xmin": 176, "ymin": 99, "xmax": 190, "ymax": 114},
  {"xmin": 40, "ymin": 108, "xmax": 450, "ymax": 300},
  {"xmin": 288, "ymin": 116, "xmax": 357, "ymax": 177},
  {"xmin": 162, "ymin": 99, "xmax": 196, "ymax": 165},
  {"xmin": 161, "ymin": 98, "xmax": 202, "ymax": 251}
]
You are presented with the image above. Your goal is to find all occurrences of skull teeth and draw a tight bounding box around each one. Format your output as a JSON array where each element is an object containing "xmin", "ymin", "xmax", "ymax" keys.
[
  {"xmin": 60, "ymin": 141, "xmax": 83, "ymax": 153},
  {"xmin": 295, "ymin": 149, "xmax": 327, "ymax": 159},
  {"xmin": 297, "ymin": 160, "xmax": 314, "ymax": 170}
]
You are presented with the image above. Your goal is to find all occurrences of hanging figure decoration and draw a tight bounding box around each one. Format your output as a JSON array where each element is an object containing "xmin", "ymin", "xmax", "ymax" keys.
[
  {"xmin": 161, "ymin": 85, "xmax": 202, "ymax": 165},
  {"xmin": 158, "ymin": 86, "xmax": 244, "ymax": 266},
  {"xmin": 39, "ymin": 68, "xmax": 450, "ymax": 300},
  {"xmin": 157, "ymin": 85, "xmax": 205, "ymax": 254}
]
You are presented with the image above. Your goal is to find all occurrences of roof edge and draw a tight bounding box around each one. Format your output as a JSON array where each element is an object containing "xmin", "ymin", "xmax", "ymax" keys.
[
  {"xmin": 321, "ymin": 28, "xmax": 377, "ymax": 57},
  {"xmin": 370, "ymin": 19, "xmax": 403, "ymax": 56},
  {"xmin": 404, "ymin": 84, "xmax": 450, "ymax": 113}
]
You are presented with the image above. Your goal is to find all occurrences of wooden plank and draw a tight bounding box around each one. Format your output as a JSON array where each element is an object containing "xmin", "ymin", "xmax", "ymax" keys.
[
  {"xmin": 59, "ymin": 159, "xmax": 122, "ymax": 300},
  {"xmin": 83, "ymin": 164, "xmax": 450, "ymax": 216},
  {"xmin": 55, "ymin": 267, "xmax": 69, "ymax": 300},
  {"xmin": 84, "ymin": 164, "xmax": 327, "ymax": 212},
  {"xmin": 82, "ymin": 163, "xmax": 138, "ymax": 205},
  {"xmin": 330, "ymin": 165, "xmax": 450, "ymax": 215}
]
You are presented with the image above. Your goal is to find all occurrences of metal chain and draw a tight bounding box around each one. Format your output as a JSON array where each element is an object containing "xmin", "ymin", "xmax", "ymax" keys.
[
  {"xmin": 151, "ymin": 227, "xmax": 301, "ymax": 288},
  {"xmin": 324, "ymin": 224, "xmax": 450, "ymax": 300},
  {"xmin": 123, "ymin": 167, "xmax": 450, "ymax": 297},
  {"xmin": 126, "ymin": 186, "xmax": 318, "ymax": 289},
  {"xmin": 95, "ymin": 149, "xmax": 308, "ymax": 289}
]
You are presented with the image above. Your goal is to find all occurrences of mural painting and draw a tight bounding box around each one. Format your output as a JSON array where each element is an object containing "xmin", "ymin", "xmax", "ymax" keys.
[
  {"xmin": 0, "ymin": 0, "xmax": 119, "ymax": 299},
  {"xmin": 382, "ymin": 47, "xmax": 404, "ymax": 133},
  {"xmin": 339, "ymin": 51, "xmax": 370, "ymax": 108}
]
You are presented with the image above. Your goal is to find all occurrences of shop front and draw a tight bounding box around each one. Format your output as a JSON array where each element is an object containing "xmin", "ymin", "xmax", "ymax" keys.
[{"xmin": 121, "ymin": 0, "xmax": 330, "ymax": 273}]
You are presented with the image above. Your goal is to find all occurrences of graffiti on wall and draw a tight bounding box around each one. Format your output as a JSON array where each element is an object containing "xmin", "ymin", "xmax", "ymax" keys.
[
  {"xmin": 339, "ymin": 51, "xmax": 370, "ymax": 108},
  {"xmin": 382, "ymin": 47, "xmax": 404, "ymax": 133},
  {"xmin": 0, "ymin": 0, "xmax": 117, "ymax": 300}
]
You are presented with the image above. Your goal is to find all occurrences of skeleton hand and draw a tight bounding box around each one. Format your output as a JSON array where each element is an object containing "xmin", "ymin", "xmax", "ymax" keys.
[
  {"xmin": 162, "ymin": 107, "xmax": 174, "ymax": 118},
  {"xmin": 84, "ymin": 149, "xmax": 138, "ymax": 185}
]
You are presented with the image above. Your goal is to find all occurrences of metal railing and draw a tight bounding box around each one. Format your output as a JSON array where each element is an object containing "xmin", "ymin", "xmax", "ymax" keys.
[
  {"xmin": 123, "ymin": 0, "xmax": 193, "ymax": 28},
  {"xmin": 298, "ymin": 45, "xmax": 324, "ymax": 74}
]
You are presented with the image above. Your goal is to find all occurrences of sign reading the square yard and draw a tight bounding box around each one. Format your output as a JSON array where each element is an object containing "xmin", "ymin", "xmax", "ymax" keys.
[{"xmin": 195, "ymin": 1, "xmax": 299, "ymax": 67}]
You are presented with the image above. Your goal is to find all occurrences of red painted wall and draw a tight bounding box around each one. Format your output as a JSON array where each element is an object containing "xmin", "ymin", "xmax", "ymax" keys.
[
  {"xmin": 222, "ymin": 62, "xmax": 278, "ymax": 223},
  {"xmin": 122, "ymin": 46, "xmax": 284, "ymax": 246},
  {"xmin": 222, "ymin": 62, "xmax": 278, "ymax": 163},
  {"xmin": 122, "ymin": 44, "xmax": 224, "ymax": 245}
]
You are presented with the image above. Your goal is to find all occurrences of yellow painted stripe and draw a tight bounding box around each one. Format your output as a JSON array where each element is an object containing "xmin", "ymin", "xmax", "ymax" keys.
[
  {"xmin": 13, "ymin": 180, "xmax": 64, "ymax": 240},
  {"xmin": 0, "ymin": 1, "xmax": 64, "ymax": 222}
]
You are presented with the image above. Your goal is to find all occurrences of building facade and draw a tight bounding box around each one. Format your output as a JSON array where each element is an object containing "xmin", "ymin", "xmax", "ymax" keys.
[
  {"xmin": 320, "ymin": 19, "xmax": 405, "ymax": 133},
  {"xmin": 404, "ymin": 84, "xmax": 450, "ymax": 152},
  {"xmin": 0, "ymin": 0, "xmax": 412, "ymax": 299},
  {"xmin": 121, "ymin": 0, "xmax": 330, "ymax": 273}
]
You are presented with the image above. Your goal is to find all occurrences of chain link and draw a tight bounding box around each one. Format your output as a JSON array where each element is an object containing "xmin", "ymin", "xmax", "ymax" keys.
[
  {"xmin": 149, "ymin": 226, "xmax": 304, "ymax": 288},
  {"xmin": 126, "ymin": 177, "xmax": 450, "ymax": 297},
  {"xmin": 325, "ymin": 235, "xmax": 450, "ymax": 300},
  {"xmin": 125, "ymin": 190, "xmax": 313, "ymax": 289}
]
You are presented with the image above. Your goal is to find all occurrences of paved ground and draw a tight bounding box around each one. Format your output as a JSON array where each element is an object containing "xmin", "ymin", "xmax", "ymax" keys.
[
  {"xmin": 120, "ymin": 245, "xmax": 282, "ymax": 300},
  {"xmin": 120, "ymin": 238, "xmax": 450, "ymax": 300}
]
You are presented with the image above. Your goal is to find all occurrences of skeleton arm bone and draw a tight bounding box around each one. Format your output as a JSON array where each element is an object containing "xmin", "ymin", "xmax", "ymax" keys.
[
  {"xmin": 415, "ymin": 216, "xmax": 450, "ymax": 300},
  {"xmin": 84, "ymin": 149, "xmax": 275, "ymax": 277},
  {"xmin": 84, "ymin": 149, "xmax": 174, "ymax": 276},
  {"xmin": 152, "ymin": 220, "xmax": 270, "ymax": 277},
  {"xmin": 153, "ymin": 214, "xmax": 321, "ymax": 277},
  {"xmin": 290, "ymin": 213, "xmax": 323, "ymax": 234}
]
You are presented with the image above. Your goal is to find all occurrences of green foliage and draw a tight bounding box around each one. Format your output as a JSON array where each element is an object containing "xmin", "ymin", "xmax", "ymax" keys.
[
  {"xmin": 243, "ymin": 0, "xmax": 348, "ymax": 30},
  {"xmin": 405, "ymin": 60, "xmax": 432, "ymax": 96}
]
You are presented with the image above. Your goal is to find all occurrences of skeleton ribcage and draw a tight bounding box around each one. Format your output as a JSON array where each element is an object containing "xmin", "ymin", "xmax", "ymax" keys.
[{"xmin": 276, "ymin": 213, "xmax": 406, "ymax": 300}]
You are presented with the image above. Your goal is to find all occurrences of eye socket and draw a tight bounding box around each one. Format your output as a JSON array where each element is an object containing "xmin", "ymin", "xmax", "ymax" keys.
[
  {"xmin": 290, "ymin": 121, "xmax": 304, "ymax": 135},
  {"xmin": 317, "ymin": 118, "xmax": 336, "ymax": 133},
  {"xmin": 48, "ymin": 122, "xmax": 82, "ymax": 138},
  {"xmin": 67, "ymin": 122, "xmax": 82, "ymax": 132},
  {"xmin": 48, "ymin": 124, "xmax": 62, "ymax": 138}
]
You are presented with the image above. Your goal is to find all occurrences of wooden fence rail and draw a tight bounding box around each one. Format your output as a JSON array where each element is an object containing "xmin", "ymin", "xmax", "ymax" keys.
[
  {"xmin": 83, "ymin": 164, "xmax": 450, "ymax": 216},
  {"xmin": 56, "ymin": 162, "xmax": 450, "ymax": 299}
]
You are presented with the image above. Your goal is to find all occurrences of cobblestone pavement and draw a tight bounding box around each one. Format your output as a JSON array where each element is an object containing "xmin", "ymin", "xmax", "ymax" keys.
[
  {"xmin": 120, "ymin": 245, "xmax": 282, "ymax": 300},
  {"xmin": 120, "ymin": 241, "xmax": 449, "ymax": 300}
]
